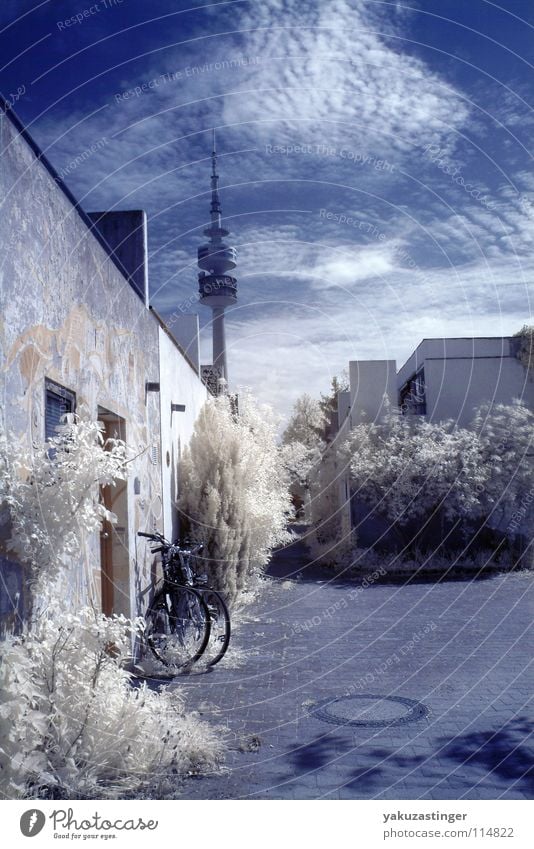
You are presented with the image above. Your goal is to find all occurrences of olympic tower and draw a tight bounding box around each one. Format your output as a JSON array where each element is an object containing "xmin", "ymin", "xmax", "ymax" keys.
[{"xmin": 198, "ymin": 132, "xmax": 237, "ymax": 391}]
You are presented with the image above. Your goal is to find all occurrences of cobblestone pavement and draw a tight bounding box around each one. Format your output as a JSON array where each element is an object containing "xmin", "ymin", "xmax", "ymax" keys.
[{"xmin": 172, "ymin": 530, "xmax": 534, "ymax": 800}]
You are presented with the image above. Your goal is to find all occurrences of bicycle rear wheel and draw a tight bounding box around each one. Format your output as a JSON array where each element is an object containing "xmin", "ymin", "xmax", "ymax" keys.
[
  {"xmin": 200, "ymin": 589, "xmax": 231, "ymax": 667},
  {"xmin": 145, "ymin": 586, "xmax": 210, "ymax": 668}
]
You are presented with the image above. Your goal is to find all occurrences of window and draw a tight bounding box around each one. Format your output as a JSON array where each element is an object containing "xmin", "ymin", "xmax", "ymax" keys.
[
  {"xmin": 45, "ymin": 379, "xmax": 76, "ymax": 440},
  {"xmin": 400, "ymin": 368, "xmax": 426, "ymax": 416}
]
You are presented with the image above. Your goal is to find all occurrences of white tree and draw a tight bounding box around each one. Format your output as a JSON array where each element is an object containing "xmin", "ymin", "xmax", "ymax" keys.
[
  {"xmin": 179, "ymin": 393, "xmax": 293, "ymax": 604},
  {"xmin": 280, "ymin": 440, "xmax": 321, "ymax": 488},
  {"xmin": 282, "ymin": 393, "xmax": 326, "ymax": 448},
  {"xmin": 281, "ymin": 394, "xmax": 327, "ymax": 515}
]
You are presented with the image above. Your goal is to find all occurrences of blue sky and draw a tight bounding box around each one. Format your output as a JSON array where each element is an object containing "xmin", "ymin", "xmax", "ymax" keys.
[{"xmin": 1, "ymin": 0, "xmax": 532, "ymax": 419}]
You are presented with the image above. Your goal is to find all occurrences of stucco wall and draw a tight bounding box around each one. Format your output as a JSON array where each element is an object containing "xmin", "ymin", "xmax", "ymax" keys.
[
  {"xmin": 158, "ymin": 325, "xmax": 207, "ymax": 544},
  {"xmin": 0, "ymin": 106, "xmax": 207, "ymax": 625}
]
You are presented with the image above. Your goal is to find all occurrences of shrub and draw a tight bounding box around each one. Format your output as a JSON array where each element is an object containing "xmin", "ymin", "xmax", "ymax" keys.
[
  {"xmin": 513, "ymin": 324, "xmax": 534, "ymax": 373},
  {"xmin": 0, "ymin": 416, "xmax": 127, "ymax": 611},
  {"xmin": 346, "ymin": 409, "xmax": 487, "ymax": 533},
  {"xmin": 0, "ymin": 606, "xmax": 224, "ymax": 799},
  {"xmin": 179, "ymin": 393, "xmax": 293, "ymax": 604},
  {"xmin": 309, "ymin": 400, "xmax": 533, "ymax": 568},
  {"xmin": 472, "ymin": 400, "xmax": 534, "ymax": 534},
  {"xmin": 0, "ymin": 417, "xmax": 225, "ymax": 799}
]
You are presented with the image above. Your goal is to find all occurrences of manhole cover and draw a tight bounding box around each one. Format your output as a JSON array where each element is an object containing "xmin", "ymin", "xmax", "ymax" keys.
[{"xmin": 308, "ymin": 694, "xmax": 429, "ymax": 727}]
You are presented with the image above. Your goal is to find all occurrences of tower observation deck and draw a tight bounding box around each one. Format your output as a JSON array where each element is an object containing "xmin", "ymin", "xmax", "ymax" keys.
[{"xmin": 198, "ymin": 132, "xmax": 237, "ymax": 388}]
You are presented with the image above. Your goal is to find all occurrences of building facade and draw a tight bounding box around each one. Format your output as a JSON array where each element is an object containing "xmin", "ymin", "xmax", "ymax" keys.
[
  {"xmin": 397, "ymin": 337, "xmax": 533, "ymax": 426},
  {"xmin": 0, "ymin": 98, "xmax": 207, "ymax": 630},
  {"xmin": 333, "ymin": 336, "xmax": 533, "ymax": 544},
  {"xmin": 339, "ymin": 337, "xmax": 533, "ymax": 432}
]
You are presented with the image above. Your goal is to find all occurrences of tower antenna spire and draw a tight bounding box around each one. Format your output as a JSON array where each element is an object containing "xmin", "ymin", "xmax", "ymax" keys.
[
  {"xmin": 198, "ymin": 132, "xmax": 238, "ymax": 391},
  {"xmin": 210, "ymin": 128, "xmax": 221, "ymax": 223}
]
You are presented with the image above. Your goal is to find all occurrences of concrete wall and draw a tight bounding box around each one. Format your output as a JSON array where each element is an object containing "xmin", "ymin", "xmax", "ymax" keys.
[
  {"xmin": 348, "ymin": 360, "xmax": 397, "ymax": 424},
  {"xmin": 88, "ymin": 210, "xmax": 149, "ymax": 307},
  {"xmin": 0, "ymin": 103, "xmax": 207, "ymax": 627}
]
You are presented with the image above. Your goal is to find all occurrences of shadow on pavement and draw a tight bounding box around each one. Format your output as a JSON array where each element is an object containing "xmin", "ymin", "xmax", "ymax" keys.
[
  {"xmin": 269, "ymin": 525, "xmax": 502, "ymax": 588},
  {"xmin": 436, "ymin": 716, "xmax": 534, "ymax": 794},
  {"xmin": 286, "ymin": 731, "xmax": 350, "ymax": 770},
  {"xmin": 276, "ymin": 717, "xmax": 533, "ymax": 798}
]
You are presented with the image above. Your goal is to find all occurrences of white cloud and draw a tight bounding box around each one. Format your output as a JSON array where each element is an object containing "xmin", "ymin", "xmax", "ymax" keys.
[
  {"xmin": 219, "ymin": 0, "xmax": 470, "ymax": 155},
  {"xmin": 313, "ymin": 245, "xmax": 397, "ymax": 286}
]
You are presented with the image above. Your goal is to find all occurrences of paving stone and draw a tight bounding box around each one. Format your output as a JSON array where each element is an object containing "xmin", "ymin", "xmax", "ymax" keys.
[{"xmin": 174, "ymin": 532, "xmax": 534, "ymax": 800}]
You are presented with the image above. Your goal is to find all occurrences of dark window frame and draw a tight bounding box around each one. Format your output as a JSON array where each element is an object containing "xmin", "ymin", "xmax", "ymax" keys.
[
  {"xmin": 399, "ymin": 367, "xmax": 426, "ymax": 416},
  {"xmin": 44, "ymin": 379, "xmax": 76, "ymax": 442}
]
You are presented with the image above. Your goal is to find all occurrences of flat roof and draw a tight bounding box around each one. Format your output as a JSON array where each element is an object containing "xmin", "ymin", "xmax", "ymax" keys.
[{"xmin": 398, "ymin": 336, "xmax": 514, "ymax": 375}]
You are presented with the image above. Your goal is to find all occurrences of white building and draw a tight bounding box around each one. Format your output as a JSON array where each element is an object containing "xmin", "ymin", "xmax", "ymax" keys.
[
  {"xmin": 339, "ymin": 336, "xmax": 532, "ymax": 431},
  {"xmin": 333, "ymin": 335, "xmax": 533, "ymax": 543},
  {"xmin": 0, "ymin": 96, "xmax": 207, "ymax": 629},
  {"xmin": 397, "ymin": 336, "xmax": 533, "ymax": 426}
]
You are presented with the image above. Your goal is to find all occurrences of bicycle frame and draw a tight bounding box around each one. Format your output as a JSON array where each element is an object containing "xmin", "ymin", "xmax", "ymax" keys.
[{"xmin": 138, "ymin": 530, "xmax": 230, "ymax": 668}]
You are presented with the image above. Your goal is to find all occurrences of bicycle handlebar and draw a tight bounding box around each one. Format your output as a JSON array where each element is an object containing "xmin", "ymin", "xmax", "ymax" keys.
[{"xmin": 138, "ymin": 530, "xmax": 203, "ymax": 556}]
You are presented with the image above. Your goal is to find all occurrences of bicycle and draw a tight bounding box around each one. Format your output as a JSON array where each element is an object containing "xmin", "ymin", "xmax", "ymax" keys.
[{"xmin": 138, "ymin": 531, "xmax": 231, "ymax": 669}]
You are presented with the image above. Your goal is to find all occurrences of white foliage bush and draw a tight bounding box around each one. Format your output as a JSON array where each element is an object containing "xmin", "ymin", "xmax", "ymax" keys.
[
  {"xmin": 309, "ymin": 401, "xmax": 533, "ymax": 570},
  {"xmin": 472, "ymin": 401, "xmax": 534, "ymax": 531},
  {"xmin": 179, "ymin": 393, "xmax": 293, "ymax": 604},
  {"xmin": 513, "ymin": 324, "xmax": 534, "ymax": 373},
  {"xmin": 307, "ymin": 442, "xmax": 355, "ymax": 565},
  {"xmin": 0, "ymin": 417, "xmax": 225, "ymax": 799},
  {"xmin": 1, "ymin": 416, "xmax": 127, "ymax": 606},
  {"xmin": 0, "ymin": 606, "xmax": 223, "ymax": 799},
  {"xmin": 345, "ymin": 402, "xmax": 534, "ymax": 535},
  {"xmin": 346, "ymin": 409, "xmax": 487, "ymax": 528}
]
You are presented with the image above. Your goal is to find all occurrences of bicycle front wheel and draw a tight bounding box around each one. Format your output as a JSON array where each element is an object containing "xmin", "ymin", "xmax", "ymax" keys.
[
  {"xmin": 145, "ymin": 587, "xmax": 211, "ymax": 668},
  {"xmin": 200, "ymin": 589, "xmax": 231, "ymax": 667}
]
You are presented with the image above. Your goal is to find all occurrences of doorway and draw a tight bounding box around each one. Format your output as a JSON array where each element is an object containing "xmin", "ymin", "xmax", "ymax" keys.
[{"xmin": 98, "ymin": 408, "xmax": 129, "ymax": 617}]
